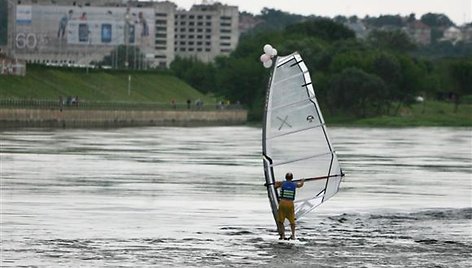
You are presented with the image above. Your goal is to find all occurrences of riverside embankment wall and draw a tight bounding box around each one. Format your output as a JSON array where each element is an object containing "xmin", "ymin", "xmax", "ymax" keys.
[{"xmin": 0, "ymin": 108, "xmax": 248, "ymax": 128}]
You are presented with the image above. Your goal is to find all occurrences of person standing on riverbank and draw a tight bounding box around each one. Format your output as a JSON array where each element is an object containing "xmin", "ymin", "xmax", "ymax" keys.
[{"xmin": 58, "ymin": 96, "xmax": 64, "ymax": 112}]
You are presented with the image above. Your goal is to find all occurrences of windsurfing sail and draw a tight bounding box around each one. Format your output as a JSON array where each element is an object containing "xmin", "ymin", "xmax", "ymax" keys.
[{"xmin": 261, "ymin": 45, "xmax": 344, "ymax": 223}]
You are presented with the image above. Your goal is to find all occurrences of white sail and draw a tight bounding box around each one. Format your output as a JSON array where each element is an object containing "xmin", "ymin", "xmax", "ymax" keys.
[{"xmin": 262, "ymin": 52, "xmax": 343, "ymax": 223}]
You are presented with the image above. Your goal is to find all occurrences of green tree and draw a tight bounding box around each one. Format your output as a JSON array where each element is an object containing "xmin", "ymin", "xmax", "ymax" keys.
[
  {"xmin": 214, "ymin": 56, "xmax": 266, "ymax": 108},
  {"xmin": 327, "ymin": 68, "xmax": 389, "ymax": 117},
  {"xmin": 430, "ymin": 28, "xmax": 444, "ymax": 44},
  {"xmin": 170, "ymin": 57, "xmax": 216, "ymax": 93},
  {"xmin": 367, "ymin": 30, "xmax": 416, "ymax": 52},
  {"xmin": 255, "ymin": 8, "xmax": 308, "ymax": 32},
  {"xmin": 333, "ymin": 15, "xmax": 348, "ymax": 24},
  {"xmin": 279, "ymin": 37, "xmax": 328, "ymax": 71},
  {"xmin": 392, "ymin": 55, "xmax": 426, "ymax": 113},
  {"xmin": 285, "ymin": 18, "xmax": 355, "ymax": 41},
  {"xmin": 368, "ymin": 53, "xmax": 402, "ymax": 112},
  {"xmin": 364, "ymin": 15, "xmax": 404, "ymax": 28},
  {"xmin": 450, "ymin": 60, "xmax": 472, "ymax": 112},
  {"xmin": 329, "ymin": 50, "xmax": 369, "ymax": 73},
  {"xmin": 416, "ymin": 41, "xmax": 472, "ymax": 58},
  {"xmin": 420, "ymin": 13, "xmax": 455, "ymax": 27},
  {"xmin": 370, "ymin": 53, "xmax": 402, "ymax": 85}
]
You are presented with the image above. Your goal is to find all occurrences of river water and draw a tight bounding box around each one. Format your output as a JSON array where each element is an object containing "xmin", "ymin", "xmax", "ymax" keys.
[{"xmin": 1, "ymin": 126, "xmax": 471, "ymax": 267}]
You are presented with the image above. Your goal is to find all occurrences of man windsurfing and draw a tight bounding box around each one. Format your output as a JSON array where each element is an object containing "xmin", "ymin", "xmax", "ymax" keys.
[{"xmin": 274, "ymin": 172, "xmax": 304, "ymax": 240}]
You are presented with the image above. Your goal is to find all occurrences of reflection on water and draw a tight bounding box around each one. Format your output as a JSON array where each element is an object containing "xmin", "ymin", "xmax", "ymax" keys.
[{"xmin": 1, "ymin": 127, "xmax": 471, "ymax": 267}]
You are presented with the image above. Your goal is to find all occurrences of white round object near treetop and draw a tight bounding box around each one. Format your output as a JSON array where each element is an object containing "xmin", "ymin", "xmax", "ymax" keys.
[
  {"xmin": 263, "ymin": 44, "xmax": 273, "ymax": 55},
  {"xmin": 263, "ymin": 59, "xmax": 273, "ymax": 68},
  {"xmin": 260, "ymin": 53, "xmax": 271, "ymax": 63}
]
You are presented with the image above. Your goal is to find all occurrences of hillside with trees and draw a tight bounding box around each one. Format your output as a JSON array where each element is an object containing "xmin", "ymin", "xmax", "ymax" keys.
[{"xmin": 171, "ymin": 15, "xmax": 472, "ymax": 123}]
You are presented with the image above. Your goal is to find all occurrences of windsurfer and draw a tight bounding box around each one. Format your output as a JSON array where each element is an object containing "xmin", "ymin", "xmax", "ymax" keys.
[{"xmin": 274, "ymin": 172, "xmax": 304, "ymax": 240}]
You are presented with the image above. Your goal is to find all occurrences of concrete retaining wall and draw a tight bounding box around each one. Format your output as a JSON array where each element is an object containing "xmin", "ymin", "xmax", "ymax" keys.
[{"xmin": 0, "ymin": 108, "xmax": 248, "ymax": 128}]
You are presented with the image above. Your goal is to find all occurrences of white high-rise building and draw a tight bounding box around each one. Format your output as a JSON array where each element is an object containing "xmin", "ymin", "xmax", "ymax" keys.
[{"xmin": 173, "ymin": 2, "xmax": 239, "ymax": 63}]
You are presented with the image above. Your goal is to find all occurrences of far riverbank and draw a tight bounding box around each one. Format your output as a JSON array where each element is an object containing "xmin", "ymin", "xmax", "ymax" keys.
[
  {"xmin": 1, "ymin": 100, "xmax": 470, "ymax": 129},
  {"xmin": 326, "ymin": 100, "xmax": 472, "ymax": 127},
  {"xmin": 0, "ymin": 108, "xmax": 247, "ymax": 128}
]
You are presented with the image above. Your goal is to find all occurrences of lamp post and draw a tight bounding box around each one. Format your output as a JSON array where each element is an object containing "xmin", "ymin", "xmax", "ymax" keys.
[
  {"xmin": 125, "ymin": 12, "xmax": 131, "ymax": 69},
  {"xmin": 86, "ymin": 30, "xmax": 91, "ymax": 74},
  {"xmin": 128, "ymin": 75, "xmax": 131, "ymax": 96}
]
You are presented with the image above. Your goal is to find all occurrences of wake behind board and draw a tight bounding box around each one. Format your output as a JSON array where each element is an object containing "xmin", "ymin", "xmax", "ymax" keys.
[
  {"xmin": 257, "ymin": 234, "xmax": 307, "ymax": 245},
  {"xmin": 276, "ymin": 238, "xmax": 306, "ymax": 245}
]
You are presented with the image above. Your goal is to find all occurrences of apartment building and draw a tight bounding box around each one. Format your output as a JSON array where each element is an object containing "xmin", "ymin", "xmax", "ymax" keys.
[
  {"xmin": 3, "ymin": 0, "xmax": 239, "ymax": 68},
  {"xmin": 173, "ymin": 3, "xmax": 239, "ymax": 62}
]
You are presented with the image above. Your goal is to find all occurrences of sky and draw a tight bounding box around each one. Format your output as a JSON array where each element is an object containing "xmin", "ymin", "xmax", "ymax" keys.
[{"xmin": 168, "ymin": 0, "xmax": 472, "ymax": 25}]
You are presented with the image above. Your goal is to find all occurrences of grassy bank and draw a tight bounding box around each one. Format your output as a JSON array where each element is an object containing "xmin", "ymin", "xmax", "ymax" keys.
[
  {"xmin": 0, "ymin": 65, "xmax": 215, "ymax": 104},
  {"xmin": 1, "ymin": 66, "xmax": 470, "ymax": 127},
  {"xmin": 327, "ymin": 101, "xmax": 472, "ymax": 127}
]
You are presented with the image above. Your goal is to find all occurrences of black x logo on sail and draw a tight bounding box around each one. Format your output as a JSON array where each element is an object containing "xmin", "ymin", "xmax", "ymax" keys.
[{"xmin": 277, "ymin": 115, "xmax": 292, "ymax": 130}]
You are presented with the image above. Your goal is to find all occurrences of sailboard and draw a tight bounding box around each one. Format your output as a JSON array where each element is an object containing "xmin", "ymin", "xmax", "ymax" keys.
[{"xmin": 261, "ymin": 44, "xmax": 344, "ymax": 224}]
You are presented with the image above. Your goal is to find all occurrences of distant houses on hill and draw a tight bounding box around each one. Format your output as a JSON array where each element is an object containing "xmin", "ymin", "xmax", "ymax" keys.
[
  {"xmin": 343, "ymin": 16, "xmax": 472, "ymax": 46},
  {"xmin": 240, "ymin": 10, "xmax": 472, "ymax": 47}
]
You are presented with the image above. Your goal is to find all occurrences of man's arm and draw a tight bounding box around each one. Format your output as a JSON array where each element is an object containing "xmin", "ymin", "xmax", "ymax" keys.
[
  {"xmin": 297, "ymin": 179, "xmax": 304, "ymax": 188},
  {"xmin": 274, "ymin": 181, "xmax": 282, "ymax": 189}
]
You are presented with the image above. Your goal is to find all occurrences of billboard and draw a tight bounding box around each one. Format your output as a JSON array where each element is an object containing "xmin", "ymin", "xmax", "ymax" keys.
[{"xmin": 14, "ymin": 5, "xmax": 155, "ymax": 58}]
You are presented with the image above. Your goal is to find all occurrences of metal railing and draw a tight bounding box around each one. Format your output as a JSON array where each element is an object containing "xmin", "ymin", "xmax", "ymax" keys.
[{"xmin": 0, "ymin": 98, "xmax": 244, "ymax": 111}]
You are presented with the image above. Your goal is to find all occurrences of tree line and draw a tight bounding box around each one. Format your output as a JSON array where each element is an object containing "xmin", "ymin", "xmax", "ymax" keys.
[{"xmin": 169, "ymin": 18, "xmax": 471, "ymax": 121}]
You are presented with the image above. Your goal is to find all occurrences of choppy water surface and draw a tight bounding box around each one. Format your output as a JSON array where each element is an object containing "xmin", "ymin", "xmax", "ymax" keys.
[{"xmin": 1, "ymin": 126, "xmax": 471, "ymax": 267}]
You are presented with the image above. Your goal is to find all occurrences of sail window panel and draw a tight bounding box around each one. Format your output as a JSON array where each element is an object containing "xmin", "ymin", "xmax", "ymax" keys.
[
  {"xmin": 271, "ymin": 153, "xmax": 332, "ymax": 178},
  {"xmin": 267, "ymin": 100, "xmax": 323, "ymax": 139},
  {"xmin": 268, "ymin": 144, "xmax": 331, "ymax": 170},
  {"xmin": 271, "ymin": 160, "xmax": 329, "ymax": 201},
  {"xmin": 329, "ymin": 154, "xmax": 342, "ymax": 175},
  {"xmin": 325, "ymin": 154, "xmax": 342, "ymax": 199},
  {"xmin": 270, "ymin": 150, "xmax": 332, "ymax": 179},
  {"xmin": 324, "ymin": 175, "xmax": 342, "ymax": 200},
  {"xmin": 330, "ymin": 153, "xmax": 341, "ymax": 175},
  {"xmin": 270, "ymin": 76, "xmax": 309, "ymax": 108},
  {"xmin": 267, "ymin": 127, "xmax": 332, "ymax": 165},
  {"xmin": 276, "ymin": 55, "xmax": 295, "ymax": 68},
  {"xmin": 295, "ymin": 196, "xmax": 323, "ymax": 218},
  {"xmin": 296, "ymin": 177, "xmax": 327, "ymax": 201},
  {"xmin": 272, "ymin": 71, "xmax": 303, "ymax": 87},
  {"xmin": 273, "ymin": 59, "xmax": 301, "ymax": 84}
]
